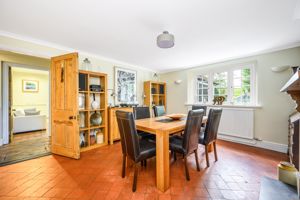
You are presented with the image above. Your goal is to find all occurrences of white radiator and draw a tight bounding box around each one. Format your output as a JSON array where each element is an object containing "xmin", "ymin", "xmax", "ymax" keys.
[{"xmin": 211, "ymin": 107, "xmax": 254, "ymax": 139}]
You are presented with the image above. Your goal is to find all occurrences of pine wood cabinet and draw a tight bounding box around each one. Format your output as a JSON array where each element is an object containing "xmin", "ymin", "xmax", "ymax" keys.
[
  {"xmin": 143, "ymin": 81, "xmax": 167, "ymax": 112},
  {"xmin": 108, "ymin": 107, "xmax": 132, "ymax": 144},
  {"xmin": 78, "ymin": 70, "xmax": 108, "ymax": 152}
]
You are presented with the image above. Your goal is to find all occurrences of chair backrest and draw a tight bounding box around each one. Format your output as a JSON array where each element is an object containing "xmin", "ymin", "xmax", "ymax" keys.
[
  {"xmin": 153, "ymin": 105, "xmax": 166, "ymax": 117},
  {"xmin": 203, "ymin": 108, "xmax": 223, "ymax": 145},
  {"xmin": 182, "ymin": 109, "xmax": 205, "ymax": 155},
  {"xmin": 192, "ymin": 105, "xmax": 207, "ymax": 116},
  {"xmin": 133, "ymin": 107, "xmax": 150, "ymax": 119},
  {"xmin": 116, "ymin": 111, "xmax": 140, "ymax": 162}
]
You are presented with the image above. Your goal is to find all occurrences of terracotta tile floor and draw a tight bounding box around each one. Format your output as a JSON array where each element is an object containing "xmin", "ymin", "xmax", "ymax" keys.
[{"xmin": 0, "ymin": 140, "xmax": 287, "ymax": 200}]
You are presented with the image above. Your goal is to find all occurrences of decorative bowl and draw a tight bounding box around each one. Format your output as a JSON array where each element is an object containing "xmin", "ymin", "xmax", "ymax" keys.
[{"xmin": 165, "ymin": 114, "xmax": 186, "ymax": 120}]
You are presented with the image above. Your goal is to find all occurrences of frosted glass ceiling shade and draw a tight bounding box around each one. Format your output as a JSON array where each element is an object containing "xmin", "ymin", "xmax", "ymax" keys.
[{"xmin": 157, "ymin": 31, "xmax": 174, "ymax": 48}]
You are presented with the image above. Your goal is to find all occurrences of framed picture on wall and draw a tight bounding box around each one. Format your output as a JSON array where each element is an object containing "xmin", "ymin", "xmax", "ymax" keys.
[
  {"xmin": 114, "ymin": 67, "xmax": 137, "ymax": 105},
  {"xmin": 22, "ymin": 80, "xmax": 39, "ymax": 93}
]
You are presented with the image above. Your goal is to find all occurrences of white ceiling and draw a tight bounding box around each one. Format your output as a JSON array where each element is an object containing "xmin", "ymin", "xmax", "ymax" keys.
[{"xmin": 0, "ymin": 0, "xmax": 300, "ymax": 72}]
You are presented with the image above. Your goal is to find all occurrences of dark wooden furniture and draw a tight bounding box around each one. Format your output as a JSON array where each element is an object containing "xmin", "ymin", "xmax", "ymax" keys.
[
  {"xmin": 280, "ymin": 68, "xmax": 300, "ymax": 112},
  {"xmin": 259, "ymin": 177, "xmax": 298, "ymax": 200},
  {"xmin": 199, "ymin": 108, "xmax": 222, "ymax": 167},
  {"xmin": 115, "ymin": 111, "xmax": 156, "ymax": 192},
  {"xmin": 169, "ymin": 109, "xmax": 205, "ymax": 180},
  {"xmin": 281, "ymin": 68, "xmax": 300, "ymax": 169}
]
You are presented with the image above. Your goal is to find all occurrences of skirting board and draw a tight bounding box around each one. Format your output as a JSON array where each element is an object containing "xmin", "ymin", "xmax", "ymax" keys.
[
  {"xmin": 218, "ymin": 134, "xmax": 288, "ymax": 153},
  {"xmin": 0, "ymin": 138, "xmax": 3, "ymax": 146}
]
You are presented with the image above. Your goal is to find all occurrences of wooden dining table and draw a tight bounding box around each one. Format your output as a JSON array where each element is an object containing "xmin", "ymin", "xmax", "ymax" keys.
[{"xmin": 135, "ymin": 115, "xmax": 208, "ymax": 192}]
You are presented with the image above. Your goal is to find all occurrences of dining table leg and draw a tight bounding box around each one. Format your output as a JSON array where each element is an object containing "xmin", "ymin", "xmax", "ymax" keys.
[
  {"xmin": 208, "ymin": 143, "xmax": 214, "ymax": 152},
  {"xmin": 155, "ymin": 130, "xmax": 170, "ymax": 192}
]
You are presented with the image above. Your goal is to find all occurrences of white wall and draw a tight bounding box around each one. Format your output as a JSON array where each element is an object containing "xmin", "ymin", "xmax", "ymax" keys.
[
  {"xmin": 11, "ymin": 68, "xmax": 49, "ymax": 116},
  {"xmin": 160, "ymin": 47, "xmax": 300, "ymax": 147}
]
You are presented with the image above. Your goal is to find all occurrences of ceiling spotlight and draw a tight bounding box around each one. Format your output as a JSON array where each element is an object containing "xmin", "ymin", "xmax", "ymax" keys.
[{"xmin": 157, "ymin": 31, "xmax": 174, "ymax": 48}]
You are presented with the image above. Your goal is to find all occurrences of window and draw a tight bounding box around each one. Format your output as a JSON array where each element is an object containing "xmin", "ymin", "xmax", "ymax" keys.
[
  {"xmin": 213, "ymin": 72, "xmax": 228, "ymax": 101},
  {"xmin": 232, "ymin": 68, "xmax": 251, "ymax": 104},
  {"xmin": 195, "ymin": 64, "xmax": 255, "ymax": 105},
  {"xmin": 196, "ymin": 75, "xmax": 209, "ymax": 103}
]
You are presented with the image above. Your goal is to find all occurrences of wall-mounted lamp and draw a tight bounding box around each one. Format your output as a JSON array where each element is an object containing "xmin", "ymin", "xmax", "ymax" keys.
[
  {"xmin": 271, "ymin": 65, "xmax": 290, "ymax": 73},
  {"xmin": 107, "ymin": 89, "xmax": 116, "ymax": 106},
  {"xmin": 174, "ymin": 80, "xmax": 182, "ymax": 85},
  {"xmin": 81, "ymin": 58, "xmax": 92, "ymax": 70},
  {"xmin": 153, "ymin": 73, "xmax": 159, "ymax": 82},
  {"xmin": 107, "ymin": 89, "xmax": 116, "ymax": 97}
]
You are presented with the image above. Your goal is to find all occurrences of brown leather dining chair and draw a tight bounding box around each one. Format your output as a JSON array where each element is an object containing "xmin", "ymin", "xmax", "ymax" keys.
[
  {"xmin": 133, "ymin": 106, "xmax": 155, "ymax": 156},
  {"xmin": 133, "ymin": 107, "xmax": 153, "ymax": 138},
  {"xmin": 199, "ymin": 108, "xmax": 222, "ymax": 167},
  {"xmin": 192, "ymin": 105, "xmax": 207, "ymax": 116},
  {"xmin": 169, "ymin": 109, "xmax": 205, "ymax": 180},
  {"xmin": 116, "ymin": 110, "xmax": 156, "ymax": 192}
]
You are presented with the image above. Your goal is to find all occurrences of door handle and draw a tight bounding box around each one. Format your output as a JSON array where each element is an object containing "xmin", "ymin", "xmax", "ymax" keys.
[
  {"xmin": 69, "ymin": 116, "xmax": 77, "ymax": 120},
  {"xmin": 61, "ymin": 62, "xmax": 65, "ymax": 83}
]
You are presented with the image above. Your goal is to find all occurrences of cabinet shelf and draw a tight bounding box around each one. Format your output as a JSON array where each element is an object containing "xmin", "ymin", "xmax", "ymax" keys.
[
  {"xmin": 79, "ymin": 70, "xmax": 108, "ymax": 152},
  {"xmin": 144, "ymin": 81, "xmax": 167, "ymax": 116},
  {"xmin": 80, "ymin": 142, "xmax": 107, "ymax": 152},
  {"xmin": 90, "ymin": 91, "xmax": 105, "ymax": 94},
  {"xmin": 90, "ymin": 125, "xmax": 105, "ymax": 130}
]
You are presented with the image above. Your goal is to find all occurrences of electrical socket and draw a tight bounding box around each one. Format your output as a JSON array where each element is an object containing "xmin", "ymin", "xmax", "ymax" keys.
[{"xmin": 253, "ymin": 137, "xmax": 262, "ymax": 141}]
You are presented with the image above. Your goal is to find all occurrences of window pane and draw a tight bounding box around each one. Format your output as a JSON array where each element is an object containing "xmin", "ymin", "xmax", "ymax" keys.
[
  {"xmin": 233, "ymin": 68, "xmax": 251, "ymax": 104},
  {"xmin": 196, "ymin": 74, "xmax": 208, "ymax": 103},
  {"xmin": 213, "ymin": 72, "xmax": 228, "ymax": 101},
  {"xmin": 198, "ymin": 96, "xmax": 202, "ymax": 102}
]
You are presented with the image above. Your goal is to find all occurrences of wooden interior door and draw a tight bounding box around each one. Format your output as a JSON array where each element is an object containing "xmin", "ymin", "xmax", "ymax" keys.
[{"xmin": 51, "ymin": 53, "xmax": 80, "ymax": 159}]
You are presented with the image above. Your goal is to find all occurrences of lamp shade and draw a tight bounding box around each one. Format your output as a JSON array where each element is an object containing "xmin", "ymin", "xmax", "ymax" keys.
[{"xmin": 157, "ymin": 31, "xmax": 174, "ymax": 48}]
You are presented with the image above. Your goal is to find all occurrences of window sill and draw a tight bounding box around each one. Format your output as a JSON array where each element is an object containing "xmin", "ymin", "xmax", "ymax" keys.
[{"xmin": 185, "ymin": 103, "xmax": 262, "ymax": 109}]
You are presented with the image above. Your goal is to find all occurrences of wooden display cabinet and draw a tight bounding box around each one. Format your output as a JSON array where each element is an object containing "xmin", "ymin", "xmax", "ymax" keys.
[
  {"xmin": 78, "ymin": 70, "xmax": 108, "ymax": 152},
  {"xmin": 143, "ymin": 81, "xmax": 167, "ymax": 112}
]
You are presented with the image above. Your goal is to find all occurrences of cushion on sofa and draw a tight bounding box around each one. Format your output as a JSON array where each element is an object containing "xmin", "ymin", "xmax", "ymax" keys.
[
  {"xmin": 24, "ymin": 108, "xmax": 37, "ymax": 112},
  {"xmin": 25, "ymin": 110, "xmax": 40, "ymax": 116},
  {"xmin": 14, "ymin": 110, "xmax": 25, "ymax": 117}
]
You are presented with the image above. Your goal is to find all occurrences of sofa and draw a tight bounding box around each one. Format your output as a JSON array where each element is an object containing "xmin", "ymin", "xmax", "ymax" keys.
[{"xmin": 13, "ymin": 108, "xmax": 47, "ymax": 133}]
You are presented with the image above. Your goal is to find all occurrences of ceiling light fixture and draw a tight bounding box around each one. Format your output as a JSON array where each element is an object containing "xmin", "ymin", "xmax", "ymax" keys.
[{"xmin": 157, "ymin": 31, "xmax": 175, "ymax": 48}]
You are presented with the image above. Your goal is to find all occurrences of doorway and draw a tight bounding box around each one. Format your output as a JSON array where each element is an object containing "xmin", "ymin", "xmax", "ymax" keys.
[{"xmin": 0, "ymin": 62, "xmax": 51, "ymax": 166}]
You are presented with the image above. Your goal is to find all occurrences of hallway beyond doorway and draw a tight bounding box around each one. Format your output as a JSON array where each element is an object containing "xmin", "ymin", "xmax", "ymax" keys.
[{"xmin": 0, "ymin": 130, "xmax": 51, "ymax": 166}]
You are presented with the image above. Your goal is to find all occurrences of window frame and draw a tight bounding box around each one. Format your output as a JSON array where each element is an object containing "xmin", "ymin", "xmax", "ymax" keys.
[
  {"xmin": 194, "ymin": 63, "xmax": 256, "ymax": 105},
  {"xmin": 195, "ymin": 74, "xmax": 209, "ymax": 103}
]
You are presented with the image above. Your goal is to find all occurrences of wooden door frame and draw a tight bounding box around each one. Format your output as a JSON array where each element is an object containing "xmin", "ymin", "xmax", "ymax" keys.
[{"xmin": 1, "ymin": 62, "xmax": 50, "ymax": 146}]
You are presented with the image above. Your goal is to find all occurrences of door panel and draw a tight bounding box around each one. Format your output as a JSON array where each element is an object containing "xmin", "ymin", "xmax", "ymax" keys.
[{"xmin": 51, "ymin": 53, "xmax": 80, "ymax": 159}]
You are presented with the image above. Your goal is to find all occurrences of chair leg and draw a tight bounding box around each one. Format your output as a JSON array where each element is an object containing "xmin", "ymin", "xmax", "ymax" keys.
[
  {"xmin": 205, "ymin": 145, "xmax": 210, "ymax": 168},
  {"xmin": 184, "ymin": 156, "xmax": 190, "ymax": 181},
  {"xmin": 213, "ymin": 141, "xmax": 218, "ymax": 161},
  {"xmin": 132, "ymin": 163, "xmax": 138, "ymax": 192},
  {"xmin": 122, "ymin": 154, "xmax": 126, "ymax": 178},
  {"xmin": 144, "ymin": 159, "xmax": 147, "ymax": 167},
  {"xmin": 194, "ymin": 150, "xmax": 200, "ymax": 171},
  {"xmin": 173, "ymin": 151, "xmax": 177, "ymax": 161}
]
